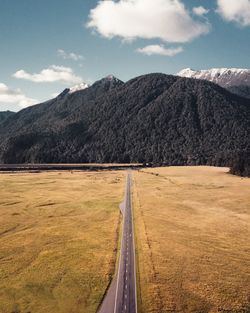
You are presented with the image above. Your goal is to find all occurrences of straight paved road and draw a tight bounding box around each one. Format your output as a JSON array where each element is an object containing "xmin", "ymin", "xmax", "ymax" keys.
[{"xmin": 98, "ymin": 172, "xmax": 137, "ymax": 313}]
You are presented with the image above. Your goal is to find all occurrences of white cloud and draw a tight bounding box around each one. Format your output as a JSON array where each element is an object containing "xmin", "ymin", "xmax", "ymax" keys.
[
  {"xmin": 87, "ymin": 0, "xmax": 210, "ymax": 43},
  {"xmin": 193, "ymin": 6, "xmax": 209, "ymax": 16},
  {"xmin": 136, "ymin": 44, "xmax": 183, "ymax": 56},
  {"xmin": 13, "ymin": 65, "xmax": 83, "ymax": 85},
  {"xmin": 217, "ymin": 0, "xmax": 250, "ymax": 26},
  {"xmin": 0, "ymin": 83, "xmax": 37, "ymax": 109},
  {"xmin": 57, "ymin": 49, "xmax": 84, "ymax": 61}
]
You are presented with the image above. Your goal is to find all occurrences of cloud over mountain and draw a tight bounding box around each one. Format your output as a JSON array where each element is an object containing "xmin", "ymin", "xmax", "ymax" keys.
[
  {"xmin": 87, "ymin": 0, "xmax": 210, "ymax": 43},
  {"xmin": 13, "ymin": 65, "xmax": 83, "ymax": 85}
]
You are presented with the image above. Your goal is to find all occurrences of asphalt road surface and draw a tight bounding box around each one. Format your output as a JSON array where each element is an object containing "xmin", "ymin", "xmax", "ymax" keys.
[{"xmin": 98, "ymin": 172, "xmax": 137, "ymax": 313}]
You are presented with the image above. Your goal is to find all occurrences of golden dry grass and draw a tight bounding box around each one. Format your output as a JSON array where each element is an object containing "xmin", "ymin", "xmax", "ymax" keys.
[
  {"xmin": 0, "ymin": 171, "xmax": 125, "ymax": 313},
  {"xmin": 133, "ymin": 166, "xmax": 250, "ymax": 313}
]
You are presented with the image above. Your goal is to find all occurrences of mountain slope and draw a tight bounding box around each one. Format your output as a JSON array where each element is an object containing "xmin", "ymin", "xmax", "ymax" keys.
[
  {"xmin": 227, "ymin": 85, "xmax": 250, "ymax": 99},
  {"xmin": 0, "ymin": 74, "xmax": 249, "ymax": 164},
  {"xmin": 0, "ymin": 111, "xmax": 15, "ymax": 124}
]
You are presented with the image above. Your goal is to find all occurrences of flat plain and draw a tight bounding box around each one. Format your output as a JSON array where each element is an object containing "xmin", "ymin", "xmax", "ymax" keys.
[
  {"xmin": 133, "ymin": 167, "xmax": 250, "ymax": 313},
  {"xmin": 0, "ymin": 171, "xmax": 124, "ymax": 313}
]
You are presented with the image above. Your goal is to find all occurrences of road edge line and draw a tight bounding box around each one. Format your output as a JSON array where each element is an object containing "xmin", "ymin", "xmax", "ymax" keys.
[
  {"xmin": 131, "ymin": 172, "xmax": 138, "ymax": 313},
  {"xmin": 113, "ymin": 172, "xmax": 128, "ymax": 313}
]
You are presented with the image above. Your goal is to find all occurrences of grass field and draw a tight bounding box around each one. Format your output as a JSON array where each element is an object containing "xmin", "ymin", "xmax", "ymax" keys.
[
  {"xmin": 133, "ymin": 167, "xmax": 250, "ymax": 313},
  {"xmin": 0, "ymin": 171, "xmax": 125, "ymax": 313}
]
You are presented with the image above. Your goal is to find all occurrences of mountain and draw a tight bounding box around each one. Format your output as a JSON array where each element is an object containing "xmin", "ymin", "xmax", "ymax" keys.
[
  {"xmin": 0, "ymin": 111, "xmax": 15, "ymax": 124},
  {"xmin": 227, "ymin": 85, "xmax": 250, "ymax": 99},
  {"xmin": 177, "ymin": 68, "xmax": 250, "ymax": 88},
  {"xmin": 0, "ymin": 73, "xmax": 249, "ymax": 165},
  {"xmin": 68, "ymin": 82, "xmax": 90, "ymax": 94},
  {"xmin": 177, "ymin": 68, "xmax": 250, "ymax": 98}
]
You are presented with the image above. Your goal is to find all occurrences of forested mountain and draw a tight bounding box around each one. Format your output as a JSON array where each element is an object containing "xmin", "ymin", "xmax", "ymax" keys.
[
  {"xmin": 0, "ymin": 111, "xmax": 15, "ymax": 124},
  {"xmin": 227, "ymin": 85, "xmax": 250, "ymax": 99},
  {"xmin": 0, "ymin": 74, "xmax": 249, "ymax": 165}
]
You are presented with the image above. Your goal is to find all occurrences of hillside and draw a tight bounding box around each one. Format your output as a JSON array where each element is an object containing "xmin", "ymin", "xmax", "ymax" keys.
[
  {"xmin": 227, "ymin": 85, "xmax": 250, "ymax": 99},
  {"xmin": 0, "ymin": 111, "xmax": 15, "ymax": 124},
  {"xmin": 0, "ymin": 74, "xmax": 249, "ymax": 164}
]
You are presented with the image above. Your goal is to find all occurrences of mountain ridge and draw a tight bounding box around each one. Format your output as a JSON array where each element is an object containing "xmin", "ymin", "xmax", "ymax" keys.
[
  {"xmin": 177, "ymin": 68, "xmax": 250, "ymax": 99},
  {"xmin": 0, "ymin": 111, "xmax": 15, "ymax": 125},
  {"xmin": 177, "ymin": 68, "xmax": 250, "ymax": 87},
  {"xmin": 0, "ymin": 73, "xmax": 249, "ymax": 165}
]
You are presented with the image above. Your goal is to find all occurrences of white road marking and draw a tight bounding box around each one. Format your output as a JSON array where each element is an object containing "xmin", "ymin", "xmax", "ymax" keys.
[{"xmin": 131, "ymin": 173, "xmax": 138, "ymax": 313}]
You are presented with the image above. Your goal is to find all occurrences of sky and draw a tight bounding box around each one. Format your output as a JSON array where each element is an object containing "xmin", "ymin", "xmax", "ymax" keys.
[{"xmin": 0, "ymin": 0, "xmax": 250, "ymax": 112}]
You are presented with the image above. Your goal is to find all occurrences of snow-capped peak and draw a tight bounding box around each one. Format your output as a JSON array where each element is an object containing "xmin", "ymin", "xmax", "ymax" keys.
[
  {"xmin": 177, "ymin": 68, "xmax": 196, "ymax": 77},
  {"xmin": 104, "ymin": 74, "xmax": 120, "ymax": 82},
  {"xmin": 69, "ymin": 82, "xmax": 90, "ymax": 94},
  {"xmin": 177, "ymin": 68, "xmax": 250, "ymax": 88}
]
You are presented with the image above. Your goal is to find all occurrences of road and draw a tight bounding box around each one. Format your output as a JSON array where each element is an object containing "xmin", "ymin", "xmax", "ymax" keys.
[{"xmin": 98, "ymin": 172, "xmax": 137, "ymax": 313}]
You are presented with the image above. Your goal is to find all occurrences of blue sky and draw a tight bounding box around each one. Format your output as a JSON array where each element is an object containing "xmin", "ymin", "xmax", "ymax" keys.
[{"xmin": 0, "ymin": 0, "xmax": 250, "ymax": 111}]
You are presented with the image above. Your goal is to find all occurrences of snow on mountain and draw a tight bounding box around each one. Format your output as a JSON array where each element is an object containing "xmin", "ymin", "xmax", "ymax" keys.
[
  {"xmin": 177, "ymin": 68, "xmax": 250, "ymax": 88},
  {"xmin": 104, "ymin": 74, "xmax": 120, "ymax": 82},
  {"xmin": 69, "ymin": 82, "xmax": 90, "ymax": 94},
  {"xmin": 68, "ymin": 76, "xmax": 121, "ymax": 94}
]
